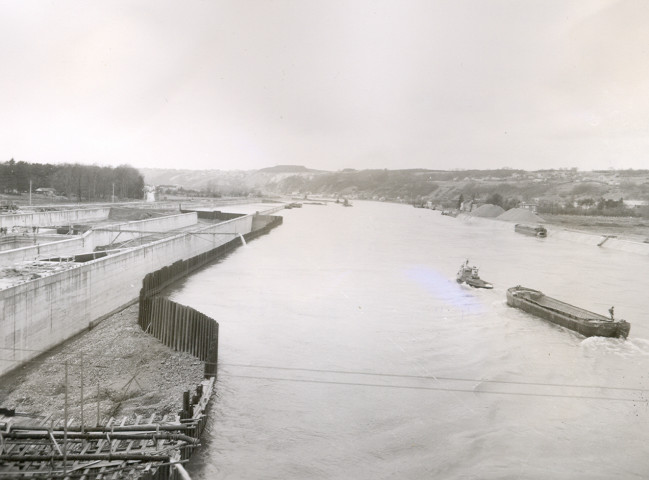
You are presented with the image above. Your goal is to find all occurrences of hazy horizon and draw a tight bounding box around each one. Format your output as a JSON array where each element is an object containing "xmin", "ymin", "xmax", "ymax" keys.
[
  {"xmin": 2, "ymin": 1, "xmax": 648, "ymax": 173},
  {"xmin": 135, "ymin": 164, "xmax": 646, "ymax": 173}
]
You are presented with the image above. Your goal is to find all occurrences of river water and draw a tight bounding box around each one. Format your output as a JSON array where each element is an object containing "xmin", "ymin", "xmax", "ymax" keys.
[{"xmin": 168, "ymin": 201, "xmax": 649, "ymax": 479}]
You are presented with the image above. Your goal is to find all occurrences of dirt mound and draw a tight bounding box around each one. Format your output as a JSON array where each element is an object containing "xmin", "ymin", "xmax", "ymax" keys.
[
  {"xmin": 470, "ymin": 204, "xmax": 505, "ymax": 218},
  {"xmin": 497, "ymin": 208, "xmax": 545, "ymax": 223}
]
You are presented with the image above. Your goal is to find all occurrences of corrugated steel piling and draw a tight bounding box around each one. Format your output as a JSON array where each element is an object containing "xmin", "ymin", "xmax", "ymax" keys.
[{"xmin": 137, "ymin": 214, "xmax": 282, "ymax": 378}]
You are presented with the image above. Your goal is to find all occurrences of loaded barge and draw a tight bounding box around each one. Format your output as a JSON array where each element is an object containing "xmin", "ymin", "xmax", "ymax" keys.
[
  {"xmin": 514, "ymin": 224, "xmax": 547, "ymax": 237},
  {"xmin": 506, "ymin": 286, "xmax": 630, "ymax": 338}
]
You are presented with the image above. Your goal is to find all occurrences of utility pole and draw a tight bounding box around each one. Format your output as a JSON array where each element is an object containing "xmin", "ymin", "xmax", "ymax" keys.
[
  {"xmin": 64, "ymin": 360, "xmax": 69, "ymax": 476},
  {"xmin": 80, "ymin": 353, "xmax": 85, "ymax": 433}
]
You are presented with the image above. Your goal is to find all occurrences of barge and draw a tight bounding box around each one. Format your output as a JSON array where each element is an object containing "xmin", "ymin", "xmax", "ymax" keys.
[
  {"xmin": 506, "ymin": 286, "xmax": 630, "ymax": 338},
  {"xmin": 514, "ymin": 224, "xmax": 547, "ymax": 237}
]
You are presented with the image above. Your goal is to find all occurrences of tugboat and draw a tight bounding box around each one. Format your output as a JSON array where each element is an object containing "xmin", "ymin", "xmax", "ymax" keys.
[{"xmin": 456, "ymin": 260, "xmax": 493, "ymax": 289}]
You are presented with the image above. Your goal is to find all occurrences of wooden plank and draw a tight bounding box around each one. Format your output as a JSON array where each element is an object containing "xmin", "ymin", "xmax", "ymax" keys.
[
  {"xmin": 124, "ymin": 415, "xmax": 141, "ymax": 454},
  {"xmin": 89, "ymin": 417, "xmax": 114, "ymax": 480},
  {"xmin": 69, "ymin": 438, "xmax": 95, "ymax": 479}
]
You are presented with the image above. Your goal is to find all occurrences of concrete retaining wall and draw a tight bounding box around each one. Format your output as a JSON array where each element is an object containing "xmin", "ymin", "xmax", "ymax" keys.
[
  {"xmin": 90, "ymin": 212, "xmax": 198, "ymax": 250},
  {"xmin": 0, "ymin": 213, "xmax": 199, "ymax": 266},
  {"xmin": 0, "ymin": 208, "xmax": 111, "ymax": 230},
  {"xmin": 0, "ymin": 213, "xmax": 264, "ymax": 377}
]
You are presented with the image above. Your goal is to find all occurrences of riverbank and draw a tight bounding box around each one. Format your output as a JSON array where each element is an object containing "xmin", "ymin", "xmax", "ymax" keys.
[
  {"xmin": 0, "ymin": 303, "xmax": 204, "ymax": 423},
  {"xmin": 541, "ymin": 213, "xmax": 649, "ymax": 242}
]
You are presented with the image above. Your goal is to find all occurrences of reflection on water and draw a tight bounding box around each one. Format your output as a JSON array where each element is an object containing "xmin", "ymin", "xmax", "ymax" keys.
[{"xmin": 168, "ymin": 201, "xmax": 649, "ymax": 479}]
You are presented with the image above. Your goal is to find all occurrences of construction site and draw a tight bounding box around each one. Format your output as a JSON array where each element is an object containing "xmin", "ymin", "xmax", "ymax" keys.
[{"xmin": 0, "ymin": 199, "xmax": 286, "ymax": 479}]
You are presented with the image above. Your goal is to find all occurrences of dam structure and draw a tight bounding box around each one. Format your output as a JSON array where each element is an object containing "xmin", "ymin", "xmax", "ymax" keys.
[{"xmin": 0, "ymin": 201, "xmax": 284, "ymax": 378}]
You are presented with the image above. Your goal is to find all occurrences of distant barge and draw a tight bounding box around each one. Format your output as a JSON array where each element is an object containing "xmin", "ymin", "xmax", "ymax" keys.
[
  {"xmin": 506, "ymin": 286, "xmax": 630, "ymax": 339},
  {"xmin": 514, "ymin": 224, "xmax": 547, "ymax": 237}
]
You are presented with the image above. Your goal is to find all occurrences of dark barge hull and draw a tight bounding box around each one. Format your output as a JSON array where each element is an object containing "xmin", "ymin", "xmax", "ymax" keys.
[
  {"xmin": 457, "ymin": 276, "xmax": 493, "ymax": 289},
  {"xmin": 506, "ymin": 286, "xmax": 630, "ymax": 338},
  {"xmin": 514, "ymin": 224, "xmax": 547, "ymax": 237}
]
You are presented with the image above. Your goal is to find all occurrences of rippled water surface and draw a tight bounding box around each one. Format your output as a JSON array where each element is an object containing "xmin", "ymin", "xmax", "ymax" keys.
[{"xmin": 168, "ymin": 201, "xmax": 649, "ymax": 479}]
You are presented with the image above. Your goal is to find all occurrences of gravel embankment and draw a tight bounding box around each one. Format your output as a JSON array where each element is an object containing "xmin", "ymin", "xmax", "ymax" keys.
[{"xmin": 0, "ymin": 304, "xmax": 205, "ymax": 423}]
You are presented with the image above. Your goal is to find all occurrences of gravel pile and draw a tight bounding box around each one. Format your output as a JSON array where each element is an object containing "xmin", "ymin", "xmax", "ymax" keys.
[{"xmin": 469, "ymin": 204, "xmax": 505, "ymax": 218}]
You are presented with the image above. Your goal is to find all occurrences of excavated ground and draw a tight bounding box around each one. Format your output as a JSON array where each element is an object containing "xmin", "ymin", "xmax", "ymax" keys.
[{"xmin": 0, "ymin": 304, "xmax": 205, "ymax": 424}]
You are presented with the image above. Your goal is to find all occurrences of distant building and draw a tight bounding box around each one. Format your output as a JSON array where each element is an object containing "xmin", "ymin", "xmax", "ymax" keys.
[
  {"xmin": 35, "ymin": 187, "xmax": 56, "ymax": 196},
  {"xmin": 158, "ymin": 184, "xmax": 181, "ymax": 192},
  {"xmin": 519, "ymin": 202, "xmax": 538, "ymax": 213},
  {"xmin": 460, "ymin": 200, "xmax": 475, "ymax": 212},
  {"xmin": 143, "ymin": 185, "xmax": 156, "ymax": 202},
  {"xmin": 624, "ymin": 200, "xmax": 648, "ymax": 208}
]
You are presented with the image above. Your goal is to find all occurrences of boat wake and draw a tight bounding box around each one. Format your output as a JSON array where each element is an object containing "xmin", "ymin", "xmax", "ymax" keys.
[
  {"xmin": 580, "ymin": 336, "xmax": 649, "ymax": 357},
  {"xmin": 406, "ymin": 266, "xmax": 486, "ymax": 314}
]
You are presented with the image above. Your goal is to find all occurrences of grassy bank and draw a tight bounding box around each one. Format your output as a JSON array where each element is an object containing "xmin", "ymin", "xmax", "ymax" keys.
[{"xmin": 542, "ymin": 214, "xmax": 649, "ymax": 241}]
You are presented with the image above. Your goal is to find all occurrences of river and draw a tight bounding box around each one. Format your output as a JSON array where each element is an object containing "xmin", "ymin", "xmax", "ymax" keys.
[{"xmin": 168, "ymin": 201, "xmax": 649, "ymax": 479}]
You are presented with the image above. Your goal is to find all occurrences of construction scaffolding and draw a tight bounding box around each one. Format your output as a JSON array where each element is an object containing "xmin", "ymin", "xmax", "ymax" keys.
[{"xmin": 0, "ymin": 378, "xmax": 214, "ymax": 479}]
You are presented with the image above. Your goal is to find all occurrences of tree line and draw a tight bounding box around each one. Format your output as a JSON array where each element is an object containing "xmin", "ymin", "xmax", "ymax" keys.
[{"xmin": 0, "ymin": 159, "xmax": 144, "ymax": 201}]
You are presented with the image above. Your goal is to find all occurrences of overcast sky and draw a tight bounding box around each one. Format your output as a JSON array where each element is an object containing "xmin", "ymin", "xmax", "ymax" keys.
[{"xmin": 1, "ymin": 0, "xmax": 648, "ymax": 172}]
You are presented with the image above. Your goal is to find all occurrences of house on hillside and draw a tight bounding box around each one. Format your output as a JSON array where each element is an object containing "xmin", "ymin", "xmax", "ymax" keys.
[
  {"xmin": 35, "ymin": 187, "xmax": 56, "ymax": 196},
  {"xmin": 158, "ymin": 184, "xmax": 181, "ymax": 193},
  {"xmin": 624, "ymin": 200, "xmax": 648, "ymax": 208},
  {"xmin": 460, "ymin": 200, "xmax": 475, "ymax": 212}
]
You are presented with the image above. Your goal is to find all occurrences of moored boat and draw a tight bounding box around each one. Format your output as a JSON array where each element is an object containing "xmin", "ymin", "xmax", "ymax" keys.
[
  {"xmin": 506, "ymin": 286, "xmax": 630, "ymax": 338},
  {"xmin": 456, "ymin": 261, "xmax": 493, "ymax": 289},
  {"xmin": 514, "ymin": 224, "xmax": 547, "ymax": 237}
]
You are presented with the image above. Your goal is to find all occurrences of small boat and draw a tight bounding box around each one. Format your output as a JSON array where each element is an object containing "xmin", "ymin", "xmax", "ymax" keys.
[
  {"xmin": 456, "ymin": 261, "xmax": 493, "ymax": 289},
  {"xmin": 342, "ymin": 199, "xmax": 352, "ymax": 207},
  {"xmin": 514, "ymin": 224, "xmax": 547, "ymax": 237},
  {"xmin": 506, "ymin": 286, "xmax": 630, "ymax": 338}
]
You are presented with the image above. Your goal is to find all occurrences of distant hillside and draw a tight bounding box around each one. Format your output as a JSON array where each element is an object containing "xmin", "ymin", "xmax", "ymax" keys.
[
  {"xmin": 138, "ymin": 166, "xmax": 328, "ymax": 196},
  {"xmin": 258, "ymin": 165, "xmax": 322, "ymax": 173},
  {"xmin": 138, "ymin": 166, "xmax": 649, "ymax": 214}
]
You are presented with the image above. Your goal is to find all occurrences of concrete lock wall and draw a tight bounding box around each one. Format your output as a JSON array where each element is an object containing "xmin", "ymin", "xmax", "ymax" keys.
[
  {"xmin": 0, "ymin": 214, "xmax": 256, "ymax": 377},
  {"xmin": 0, "ymin": 236, "xmax": 86, "ymax": 266},
  {"xmin": 0, "ymin": 207, "xmax": 111, "ymax": 230},
  {"xmin": 89, "ymin": 212, "xmax": 199, "ymax": 250},
  {"xmin": 0, "ymin": 213, "xmax": 199, "ymax": 266}
]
